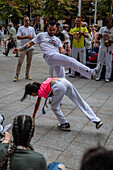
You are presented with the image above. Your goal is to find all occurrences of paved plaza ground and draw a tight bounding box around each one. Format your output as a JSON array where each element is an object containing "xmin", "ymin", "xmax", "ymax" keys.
[{"xmin": 0, "ymin": 42, "xmax": 113, "ymax": 170}]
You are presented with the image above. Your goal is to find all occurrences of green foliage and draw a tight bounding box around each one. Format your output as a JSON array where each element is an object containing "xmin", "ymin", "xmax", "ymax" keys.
[
  {"xmin": 0, "ymin": 0, "xmax": 113, "ymax": 22},
  {"xmin": 0, "ymin": 1, "xmax": 23, "ymax": 19},
  {"xmin": 0, "ymin": 0, "xmax": 42, "ymax": 20},
  {"xmin": 98, "ymin": 0, "xmax": 113, "ymax": 18},
  {"xmin": 40, "ymin": 0, "xmax": 74, "ymax": 20}
]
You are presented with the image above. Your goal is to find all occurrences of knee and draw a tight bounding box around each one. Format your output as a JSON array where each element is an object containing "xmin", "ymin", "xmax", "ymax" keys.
[{"xmin": 58, "ymin": 164, "xmax": 66, "ymax": 170}]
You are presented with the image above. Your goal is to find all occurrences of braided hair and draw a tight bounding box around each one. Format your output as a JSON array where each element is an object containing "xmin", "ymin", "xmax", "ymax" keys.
[
  {"xmin": 21, "ymin": 82, "xmax": 41, "ymax": 102},
  {"xmin": 0, "ymin": 115, "xmax": 35, "ymax": 169}
]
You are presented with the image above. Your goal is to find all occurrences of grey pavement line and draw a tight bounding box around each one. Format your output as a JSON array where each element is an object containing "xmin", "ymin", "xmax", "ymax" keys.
[{"xmin": 104, "ymin": 129, "xmax": 113, "ymax": 146}]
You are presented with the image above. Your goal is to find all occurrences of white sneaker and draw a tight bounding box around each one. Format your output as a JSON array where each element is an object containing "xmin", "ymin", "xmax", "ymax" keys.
[
  {"xmin": 96, "ymin": 77, "xmax": 100, "ymax": 81},
  {"xmin": 93, "ymin": 62, "xmax": 101, "ymax": 79},
  {"xmin": 105, "ymin": 78, "xmax": 110, "ymax": 82}
]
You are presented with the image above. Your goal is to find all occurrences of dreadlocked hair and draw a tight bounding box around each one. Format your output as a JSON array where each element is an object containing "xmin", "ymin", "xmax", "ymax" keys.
[
  {"xmin": 21, "ymin": 82, "xmax": 41, "ymax": 101},
  {"xmin": 0, "ymin": 115, "xmax": 35, "ymax": 170}
]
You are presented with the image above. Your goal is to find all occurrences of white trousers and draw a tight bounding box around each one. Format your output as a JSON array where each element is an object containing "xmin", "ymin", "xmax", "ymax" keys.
[
  {"xmin": 97, "ymin": 49, "xmax": 112, "ymax": 79},
  {"xmin": 49, "ymin": 66, "xmax": 65, "ymax": 78},
  {"xmin": 51, "ymin": 78, "xmax": 100, "ymax": 124},
  {"xmin": 71, "ymin": 47, "xmax": 86, "ymax": 76},
  {"xmin": 44, "ymin": 53, "xmax": 93, "ymax": 79}
]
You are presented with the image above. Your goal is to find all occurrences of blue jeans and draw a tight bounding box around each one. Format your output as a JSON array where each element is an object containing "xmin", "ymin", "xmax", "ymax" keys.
[{"xmin": 47, "ymin": 162, "xmax": 63, "ymax": 170}]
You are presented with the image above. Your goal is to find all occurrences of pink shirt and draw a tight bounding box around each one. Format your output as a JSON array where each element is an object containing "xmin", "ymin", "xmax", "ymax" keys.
[{"xmin": 38, "ymin": 78, "xmax": 54, "ymax": 99}]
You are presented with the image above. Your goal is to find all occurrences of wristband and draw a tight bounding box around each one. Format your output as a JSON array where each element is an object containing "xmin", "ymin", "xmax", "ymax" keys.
[{"xmin": 32, "ymin": 114, "xmax": 36, "ymax": 118}]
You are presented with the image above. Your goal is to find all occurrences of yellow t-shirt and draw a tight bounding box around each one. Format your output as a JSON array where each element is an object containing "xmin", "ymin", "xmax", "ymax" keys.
[{"xmin": 70, "ymin": 26, "xmax": 88, "ymax": 48}]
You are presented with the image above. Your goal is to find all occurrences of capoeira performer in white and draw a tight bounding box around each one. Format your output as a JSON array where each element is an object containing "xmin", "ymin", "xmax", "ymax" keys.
[
  {"xmin": 96, "ymin": 18, "xmax": 113, "ymax": 82},
  {"xmin": 21, "ymin": 77, "xmax": 103, "ymax": 131},
  {"xmin": 13, "ymin": 21, "xmax": 101, "ymax": 79}
]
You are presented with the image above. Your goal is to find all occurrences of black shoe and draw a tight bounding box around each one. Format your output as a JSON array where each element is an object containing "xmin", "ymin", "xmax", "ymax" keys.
[
  {"xmin": 15, "ymin": 55, "xmax": 18, "ymax": 57},
  {"xmin": 3, "ymin": 52, "xmax": 8, "ymax": 56},
  {"xmin": 57, "ymin": 122, "xmax": 70, "ymax": 131},
  {"xmin": 94, "ymin": 121, "xmax": 103, "ymax": 129}
]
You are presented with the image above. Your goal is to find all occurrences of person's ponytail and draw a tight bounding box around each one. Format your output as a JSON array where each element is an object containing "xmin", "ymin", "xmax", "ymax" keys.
[{"xmin": 21, "ymin": 82, "xmax": 41, "ymax": 102}]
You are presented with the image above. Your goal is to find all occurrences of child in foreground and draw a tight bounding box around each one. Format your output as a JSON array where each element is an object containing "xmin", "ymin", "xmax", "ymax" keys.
[{"xmin": 21, "ymin": 77, "xmax": 103, "ymax": 131}]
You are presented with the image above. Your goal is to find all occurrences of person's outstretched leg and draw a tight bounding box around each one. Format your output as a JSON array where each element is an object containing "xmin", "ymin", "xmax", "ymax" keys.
[
  {"xmin": 61, "ymin": 78, "xmax": 103, "ymax": 129},
  {"xmin": 44, "ymin": 53, "xmax": 101, "ymax": 79}
]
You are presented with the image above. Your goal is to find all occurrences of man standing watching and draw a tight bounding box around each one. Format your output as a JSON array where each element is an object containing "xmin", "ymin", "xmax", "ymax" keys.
[
  {"xmin": 96, "ymin": 18, "xmax": 113, "ymax": 82},
  {"xmin": 69, "ymin": 16, "xmax": 89, "ymax": 77},
  {"xmin": 13, "ymin": 16, "xmax": 36, "ymax": 82},
  {"xmin": 3, "ymin": 22, "xmax": 18, "ymax": 57}
]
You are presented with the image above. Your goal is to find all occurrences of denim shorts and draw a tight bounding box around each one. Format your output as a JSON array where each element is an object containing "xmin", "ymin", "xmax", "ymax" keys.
[{"xmin": 47, "ymin": 162, "xmax": 64, "ymax": 170}]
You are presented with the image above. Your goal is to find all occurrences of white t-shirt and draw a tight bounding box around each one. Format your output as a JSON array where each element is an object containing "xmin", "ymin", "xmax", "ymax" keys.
[
  {"xmin": 85, "ymin": 33, "xmax": 93, "ymax": 49},
  {"xmin": 62, "ymin": 30, "xmax": 70, "ymax": 43},
  {"xmin": 32, "ymin": 32, "xmax": 62, "ymax": 55},
  {"xmin": 17, "ymin": 26, "xmax": 36, "ymax": 50},
  {"xmin": 99, "ymin": 26, "xmax": 113, "ymax": 51}
]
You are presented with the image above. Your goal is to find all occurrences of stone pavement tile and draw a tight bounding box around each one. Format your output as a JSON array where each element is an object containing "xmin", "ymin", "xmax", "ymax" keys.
[
  {"xmin": 90, "ymin": 106, "xmax": 100, "ymax": 113},
  {"xmin": 0, "ymin": 89, "xmax": 15, "ymax": 98},
  {"xmin": 109, "ymin": 131, "xmax": 113, "ymax": 138},
  {"xmin": 0, "ymin": 90, "xmax": 24, "ymax": 103},
  {"xmin": 35, "ymin": 127, "xmax": 78, "ymax": 151},
  {"xmin": 105, "ymin": 131, "xmax": 113, "ymax": 149},
  {"xmin": 85, "ymin": 97, "xmax": 106, "ymax": 107},
  {"xmin": 31, "ymin": 131, "xmax": 42, "ymax": 145},
  {"xmin": 103, "ymin": 96, "xmax": 113, "ymax": 105},
  {"xmin": 86, "ymin": 115, "xmax": 113, "ymax": 138},
  {"xmin": 78, "ymin": 92, "xmax": 92, "ymax": 100},
  {"xmin": 45, "ymin": 107, "xmax": 72, "ymax": 121},
  {"xmin": 57, "ymin": 142, "xmax": 93, "ymax": 170},
  {"xmin": 78, "ymin": 86, "xmax": 98, "ymax": 94},
  {"xmin": 67, "ymin": 113, "xmax": 88, "ymax": 125},
  {"xmin": 69, "ymin": 107, "xmax": 99, "ymax": 117},
  {"xmin": 105, "ymin": 138, "xmax": 113, "ymax": 150},
  {"xmin": 96, "ymin": 114, "xmax": 113, "ymax": 129},
  {"xmin": 35, "ymin": 116, "xmax": 57, "ymax": 135},
  {"xmin": 84, "ymin": 79, "xmax": 105, "ymax": 88},
  {"xmin": 0, "ymin": 103, "xmax": 6, "ymax": 108},
  {"xmin": 102, "ymin": 81, "xmax": 113, "ymax": 88},
  {"xmin": 97, "ymin": 86, "xmax": 113, "ymax": 95},
  {"xmin": 97, "ymin": 104, "xmax": 113, "ymax": 116},
  {"xmin": 68, "ymin": 79, "xmax": 89, "ymax": 90},
  {"xmin": 67, "ymin": 120, "xmax": 88, "ymax": 133},
  {"xmin": 73, "ymin": 125, "xmax": 108, "ymax": 146},
  {"xmin": 0, "ymin": 101, "xmax": 34, "ymax": 118},
  {"xmin": 61, "ymin": 97, "xmax": 78, "ymax": 109},
  {"xmin": 71, "ymin": 77, "xmax": 90, "ymax": 85},
  {"xmin": 34, "ymin": 144, "xmax": 62, "ymax": 165},
  {"xmin": 90, "ymin": 91, "xmax": 110, "ymax": 100}
]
